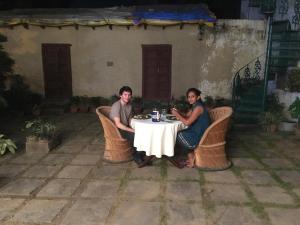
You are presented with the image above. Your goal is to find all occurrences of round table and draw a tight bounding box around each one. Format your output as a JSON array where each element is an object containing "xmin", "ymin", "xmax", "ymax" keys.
[{"xmin": 131, "ymin": 118, "xmax": 186, "ymax": 158}]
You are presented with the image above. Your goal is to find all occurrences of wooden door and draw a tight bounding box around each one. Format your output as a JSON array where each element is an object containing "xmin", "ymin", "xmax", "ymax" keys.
[
  {"xmin": 142, "ymin": 45, "xmax": 172, "ymax": 101},
  {"xmin": 42, "ymin": 44, "xmax": 72, "ymax": 99}
]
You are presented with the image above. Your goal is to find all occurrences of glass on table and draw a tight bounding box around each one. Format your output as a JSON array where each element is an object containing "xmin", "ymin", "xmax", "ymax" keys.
[{"xmin": 161, "ymin": 108, "xmax": 167, "ymax": 121}]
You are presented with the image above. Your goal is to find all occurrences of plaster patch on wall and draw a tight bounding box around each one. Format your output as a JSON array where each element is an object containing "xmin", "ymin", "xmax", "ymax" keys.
[
  {"xmin": 10, "ymin": 31, "xmax": 38, "ymax": 55},
  {"xmin": 198, "ymin": 79, "xmax": 231, "ymax": 99}
]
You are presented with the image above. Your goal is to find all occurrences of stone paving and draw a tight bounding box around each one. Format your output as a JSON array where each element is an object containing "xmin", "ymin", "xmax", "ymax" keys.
[{"xmin": 0, "ymin": 113, "xmax": 299, "ymax": 225}]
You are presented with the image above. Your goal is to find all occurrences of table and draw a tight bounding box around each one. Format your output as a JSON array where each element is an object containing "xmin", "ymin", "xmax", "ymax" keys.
[{"xmin": 131, "ymin": 117, "xmax": 186, "ymax": 158}]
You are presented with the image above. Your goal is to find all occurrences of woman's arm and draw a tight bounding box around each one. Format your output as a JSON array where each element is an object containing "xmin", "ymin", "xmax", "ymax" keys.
[{"xmin": 171, "ymin": 106, "xmax": 203, "ymax": 126}]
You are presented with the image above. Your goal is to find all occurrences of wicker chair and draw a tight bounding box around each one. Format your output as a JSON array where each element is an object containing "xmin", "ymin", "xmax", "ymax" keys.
[
  {"xmin": 96, "ymin": 106, "xmax": 133, "ymax": 163},
  {"xmin": 194, "ymin": 106, "xmax": 233, "ymax": 170}
]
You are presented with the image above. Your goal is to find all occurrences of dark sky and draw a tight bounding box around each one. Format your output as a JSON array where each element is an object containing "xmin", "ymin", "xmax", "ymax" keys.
[{"xmin": 0, "ymin": 0, "xmax": 241, "ymax": 19}]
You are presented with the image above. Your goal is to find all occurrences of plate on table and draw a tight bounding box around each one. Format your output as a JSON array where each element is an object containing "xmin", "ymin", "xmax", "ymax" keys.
[
  {"xmin": 133, "ymin": 114, "xmax": 151, "ymax": 120},
  {"xmin": 166, "ymin": 115, "xmax": 178, "ymax": 121}
]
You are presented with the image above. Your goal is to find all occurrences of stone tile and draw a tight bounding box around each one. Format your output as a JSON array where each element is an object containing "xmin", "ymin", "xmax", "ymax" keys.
[
  {"xmin": 0, "ymin": 198, "xmax": 25, "ymax": 220},
  {"xmin": 60, "ymin": 199, "xmax": 113, "ymax": 225},
  {"xmin": 90, "ymin": 165, "xmax": 127, "ymax": 180},
  {"xmin": 232, "ymin": 158, "xmax": 264, "ymax": 169},
  {"xmin": 261, "ymin": 158, "xmax": 295, "ymax": 169},
  {"xmin": 91, "ymin": 137, "xmax": 105, "ymax": 144},
  {"xmin": 56, "ymin": 165, "xmax": 92, "ymax": 179},
  {"xmin": 81, "ymin": 144, "xmax": 104, "ymax": 154},
  {"xmin": 109, "ymin": 201, "xmax": 160, "ymax": 225},
  {"xmin": 70, "ymin": 154, "xmax": 101, "ymax": 165},
  {"xmin": 205, "ymin": 183, "xmax": 249, "ymax": 203},
  {"xmin": 9, "ymin": 153, "xmax": 46, "ymax": 164},
  {"xmin": 208, "ymin": 206, "xmax": 265, "ymax": 225},
  {"xmin": 54, "ymin": 144, "xmax": 85, "ymax": 154},
  {"xmin": 276, "ymin": 170, "xmax": 300, "ymax": 186},
  {"xmin": 81, "ymin": 180, "xmax": 120, "ymax": 198},
  {"xmin": 167, "ymin": 167, "xmax": 199, "ymax": 181},
  {"xmin": 40, "ymin": 154, "xmax": 74, "ymax": 165},
  {"xmin": 226, "ymin": 147, "xmax": 251, "ymax": 158},
  {"xmin": 63, "ymin": 137, "xmax": 91, "ymax": 146},
  {"xmin": 166, "ymin": 202, "xmax": 206, "ymax": 225},
  {"xmin": 0, "ymin": 177, "xmax": 11, "ymax": 189},
  {"xmin": 0, "ymin": 165, "xmax": 29, "ymax": 177},
  {"xmin": 122, "ymin": 180, "xmax": 160, "ymax": 201},
  {"xmin": 21, "ymin": 165, "xmax": 61, "ymax": 178},
  {"xmin": 129, "ymin": 166, "xmax": 161, "ymax": 180},
  {"xmin": 266, "ymin": 208, "xmax": 300, "ymax": 225},
  {"xmin": 37, "ymin": 179, "xmax": 81, "ymax": 197},
  {"xmin": 204, "ymin": 170, "xmax": 240, "ymax": 184},
  {"xmin": 241, "ymin": 170, "xmax": 276, "ymax": 185},
  {"xmin": 249, "ymin": 148, "xmax": 281, "ymax": 158},
  {"xmin": 166, "ymin": 181, "xmax": 202, "ymax": 201},
  {"xmin": 0, "ymin": 178, "xmax": 45, "ymax": 196},
  {"xmin": 249, "ymin": 185, "xmax": 294, "ymax": 204},
  {"xmin": 293, "ymin": 188, "xmax": 300, "ymax": 196},
  {"xmin": 10, "ymin": 199, "xmax": 67, "ymax": 224}
]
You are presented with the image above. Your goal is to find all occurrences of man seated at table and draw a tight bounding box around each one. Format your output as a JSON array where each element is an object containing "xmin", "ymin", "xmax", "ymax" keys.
[{"xmin": 109, "ymin": 86, "xmax": 145, "ymax": 167}]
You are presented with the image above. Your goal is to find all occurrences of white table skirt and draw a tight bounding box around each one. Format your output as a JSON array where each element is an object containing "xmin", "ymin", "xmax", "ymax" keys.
[{"xmin": 131, "ymin": 118, "xmax": 186, "ymax": 158}]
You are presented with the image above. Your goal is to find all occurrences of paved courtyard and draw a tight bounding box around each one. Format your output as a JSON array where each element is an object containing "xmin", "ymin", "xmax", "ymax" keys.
[{"xmin": 0, "ymin": 113, "xmax": 299, "ymax": 225}]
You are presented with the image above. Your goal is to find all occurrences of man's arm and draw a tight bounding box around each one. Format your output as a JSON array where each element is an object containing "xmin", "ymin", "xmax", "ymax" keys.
[{"xmin": 113, "ymin": 117, "xmax": 135, "ymax": 133}]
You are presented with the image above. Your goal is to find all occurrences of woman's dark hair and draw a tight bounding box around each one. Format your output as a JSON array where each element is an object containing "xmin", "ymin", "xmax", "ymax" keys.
[
  {"xmin": 186, "ymin": 88, "xmax": 204, "ymax": 105},
  {"xmin": 119, "ymin": 86, "xmax": 132, "ymax": 95},
  {"xmin": 186, "ymin": 88, "xmax": 201, "ymax": 98}
]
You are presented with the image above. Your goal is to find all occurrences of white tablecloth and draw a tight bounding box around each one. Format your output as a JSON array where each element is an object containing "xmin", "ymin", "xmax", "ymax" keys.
[{"xmin": 131, "ymin": 118, "xmax": 186, "ymax": 158}]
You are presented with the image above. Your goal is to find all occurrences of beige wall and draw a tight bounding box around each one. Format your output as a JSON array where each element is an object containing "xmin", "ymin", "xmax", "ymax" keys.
[{"xmin": 0, "ymin": 19, "xmax": 266, "ymax": 99}]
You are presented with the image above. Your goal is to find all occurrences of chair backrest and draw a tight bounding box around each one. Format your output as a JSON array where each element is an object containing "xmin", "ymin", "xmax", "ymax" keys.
[
  {"xmin": 96, "ymin": 106, "xmax": 123, "ymax": 139},
  {"xmin": 199, "ymin": 106, "xmax": 233, "ymax": 145}
]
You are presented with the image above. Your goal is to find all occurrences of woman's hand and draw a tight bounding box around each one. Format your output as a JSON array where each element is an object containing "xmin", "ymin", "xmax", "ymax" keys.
[{"xmin": 171, "ymin": 108, "xmax": 179, "ymax": 117}]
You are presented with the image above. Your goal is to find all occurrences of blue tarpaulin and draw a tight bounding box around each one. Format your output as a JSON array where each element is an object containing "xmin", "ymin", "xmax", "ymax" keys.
[{"xmin": 132, "ymin": 4, "xmax": 216, "ymax": 26}]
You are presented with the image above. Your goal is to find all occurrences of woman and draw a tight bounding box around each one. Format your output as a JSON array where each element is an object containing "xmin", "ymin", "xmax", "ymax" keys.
[{"xmin": 171, "ymin": 88, "xmax": 210, "ymax": 168}]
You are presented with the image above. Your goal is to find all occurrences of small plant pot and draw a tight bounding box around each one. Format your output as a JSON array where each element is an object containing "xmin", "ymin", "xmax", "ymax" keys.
[
  {"xmin": 78, "ymin": 105, "xmax": 89, "ymax": 113},
  {"xmin": 278, "ymin": 121, "xmax": 296, "ymax": 132},
  {"xmin": 70, "ymin": 105, "xmax": 78, "ymax": 113},
  {"xmin": 26, "ymin": 136, "xmax": 61, "ymax": 154},
  {"xmin": 89, "ymin": 106, "xmax": 97, "ymax": 114}
]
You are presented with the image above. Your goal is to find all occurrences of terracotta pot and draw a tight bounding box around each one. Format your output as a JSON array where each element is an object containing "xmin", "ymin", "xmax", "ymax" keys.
[
  {"xmin": 70, "ymin": 105, "xmax": 78, "ymax": 113},
  {"xmin": 78, "ymin": 105, "xmax": 88, "ymax": 113}
]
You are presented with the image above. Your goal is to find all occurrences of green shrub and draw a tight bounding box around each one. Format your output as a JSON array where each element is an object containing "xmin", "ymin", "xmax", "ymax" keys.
[
  {"xmin": 288, "ymin": 97, "xmax": 300, "ymax": 120},
  {"xmin": 25, "ymin": 119, "xmax": 56, "ymax": 140},
  {"xmin": 0, "ymin": 134, "xmax": 17, "ymax": 155}
]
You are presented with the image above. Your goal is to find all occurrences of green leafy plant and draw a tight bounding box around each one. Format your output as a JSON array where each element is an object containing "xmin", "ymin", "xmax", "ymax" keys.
[
  {"xmin": 25, "ymin": 119, "xmax": 56, "ymax": 140},
  {"xmin": 288, "ymin": 97, "xmax": 300, "ymax": 120},
  {"xmin": 0, "ymin": 134, "xmax": 17, "ymax": 155},
  {"xmin": 69, "ymin": 96, "xmax": 80, "ymax": 106},
  {"xmin": 204, "ymin": 96, "xmax": 214, "ymax": 108},
  {"xmin": 259, "ymin": 111, "xmax": 282, "ymax": 132}
]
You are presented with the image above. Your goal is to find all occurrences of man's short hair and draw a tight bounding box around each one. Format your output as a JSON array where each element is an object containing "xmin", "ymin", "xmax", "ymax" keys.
[{"xmin": 119, "ymin": 86, "xmax": 132, "ymax": 95}]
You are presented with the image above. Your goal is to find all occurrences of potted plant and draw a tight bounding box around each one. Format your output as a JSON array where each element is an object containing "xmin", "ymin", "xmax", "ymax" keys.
[
  {"xmin": 89, "ymin": 96, "xmax": 102, "ymax": 113},
  {"xmin": 0, "ymin": 134, "xmax": 17, "ymax": 156},
  {"xmin": 78, "ymin": 95, "xmax": 89, "ymax": 113},
  {"xmin": 260, "ymin": 111, "xmax": 282, "ymax": 133},
  {"xmin": 69, "ymin": 96, "xmax": 80, "ymax": 113},
  {"xmin": 25, "ymin": 119, "xmax": 60, "ymax": 153},
  {"xmin": 288, "ymin": 97, "xmax": 300, "ymax": 136},
  {"xmin": 132, "ymin": 96, "xmax": 143, "ymax": 114}
]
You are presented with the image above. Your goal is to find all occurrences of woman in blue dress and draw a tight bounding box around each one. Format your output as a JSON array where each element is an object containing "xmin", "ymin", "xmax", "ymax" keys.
[{"xmin": 171, "ymin": 88, "xmax": 210, "ymax": 168}]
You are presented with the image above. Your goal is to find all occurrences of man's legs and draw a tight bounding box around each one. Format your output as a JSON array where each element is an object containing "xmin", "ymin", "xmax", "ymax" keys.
[{"xmin": 118, "ymin": 129, "xmax": 144, "ymax": 163}]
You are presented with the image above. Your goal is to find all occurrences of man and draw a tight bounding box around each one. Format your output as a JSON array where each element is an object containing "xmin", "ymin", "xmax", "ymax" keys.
[{"xmin": 109, "ymin": 86, "xmax": 145, "ymax": 167}]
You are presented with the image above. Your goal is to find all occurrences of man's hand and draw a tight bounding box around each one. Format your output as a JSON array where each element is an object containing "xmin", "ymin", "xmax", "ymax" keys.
[{"xmin": 113, "ymin": 117, "xmax": 135, "ymax": 133}]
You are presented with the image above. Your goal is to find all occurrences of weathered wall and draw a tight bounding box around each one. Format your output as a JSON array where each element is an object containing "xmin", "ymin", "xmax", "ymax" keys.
[{"xmin": 0, "ymin": 19, "xmax": 266, "ymax": 99}]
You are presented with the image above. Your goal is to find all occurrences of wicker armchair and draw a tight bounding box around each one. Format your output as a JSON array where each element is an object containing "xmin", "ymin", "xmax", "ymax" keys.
[
  {"xmin": 96, "ymin": 106, "xmax": 133, "ymax": 163},
  {"xmin": 194, "ymin": 106, "xmax": 233, "ymax": 170}
]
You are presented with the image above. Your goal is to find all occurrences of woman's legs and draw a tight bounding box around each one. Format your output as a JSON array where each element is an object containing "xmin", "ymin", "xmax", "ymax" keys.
[
  {"xmin": 186, "ymin": 151, "xmax": 195, "ymax": 168},
  {"xmin": 176, "ymin": 131, "xmax": 196, "ymax": 168}
]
